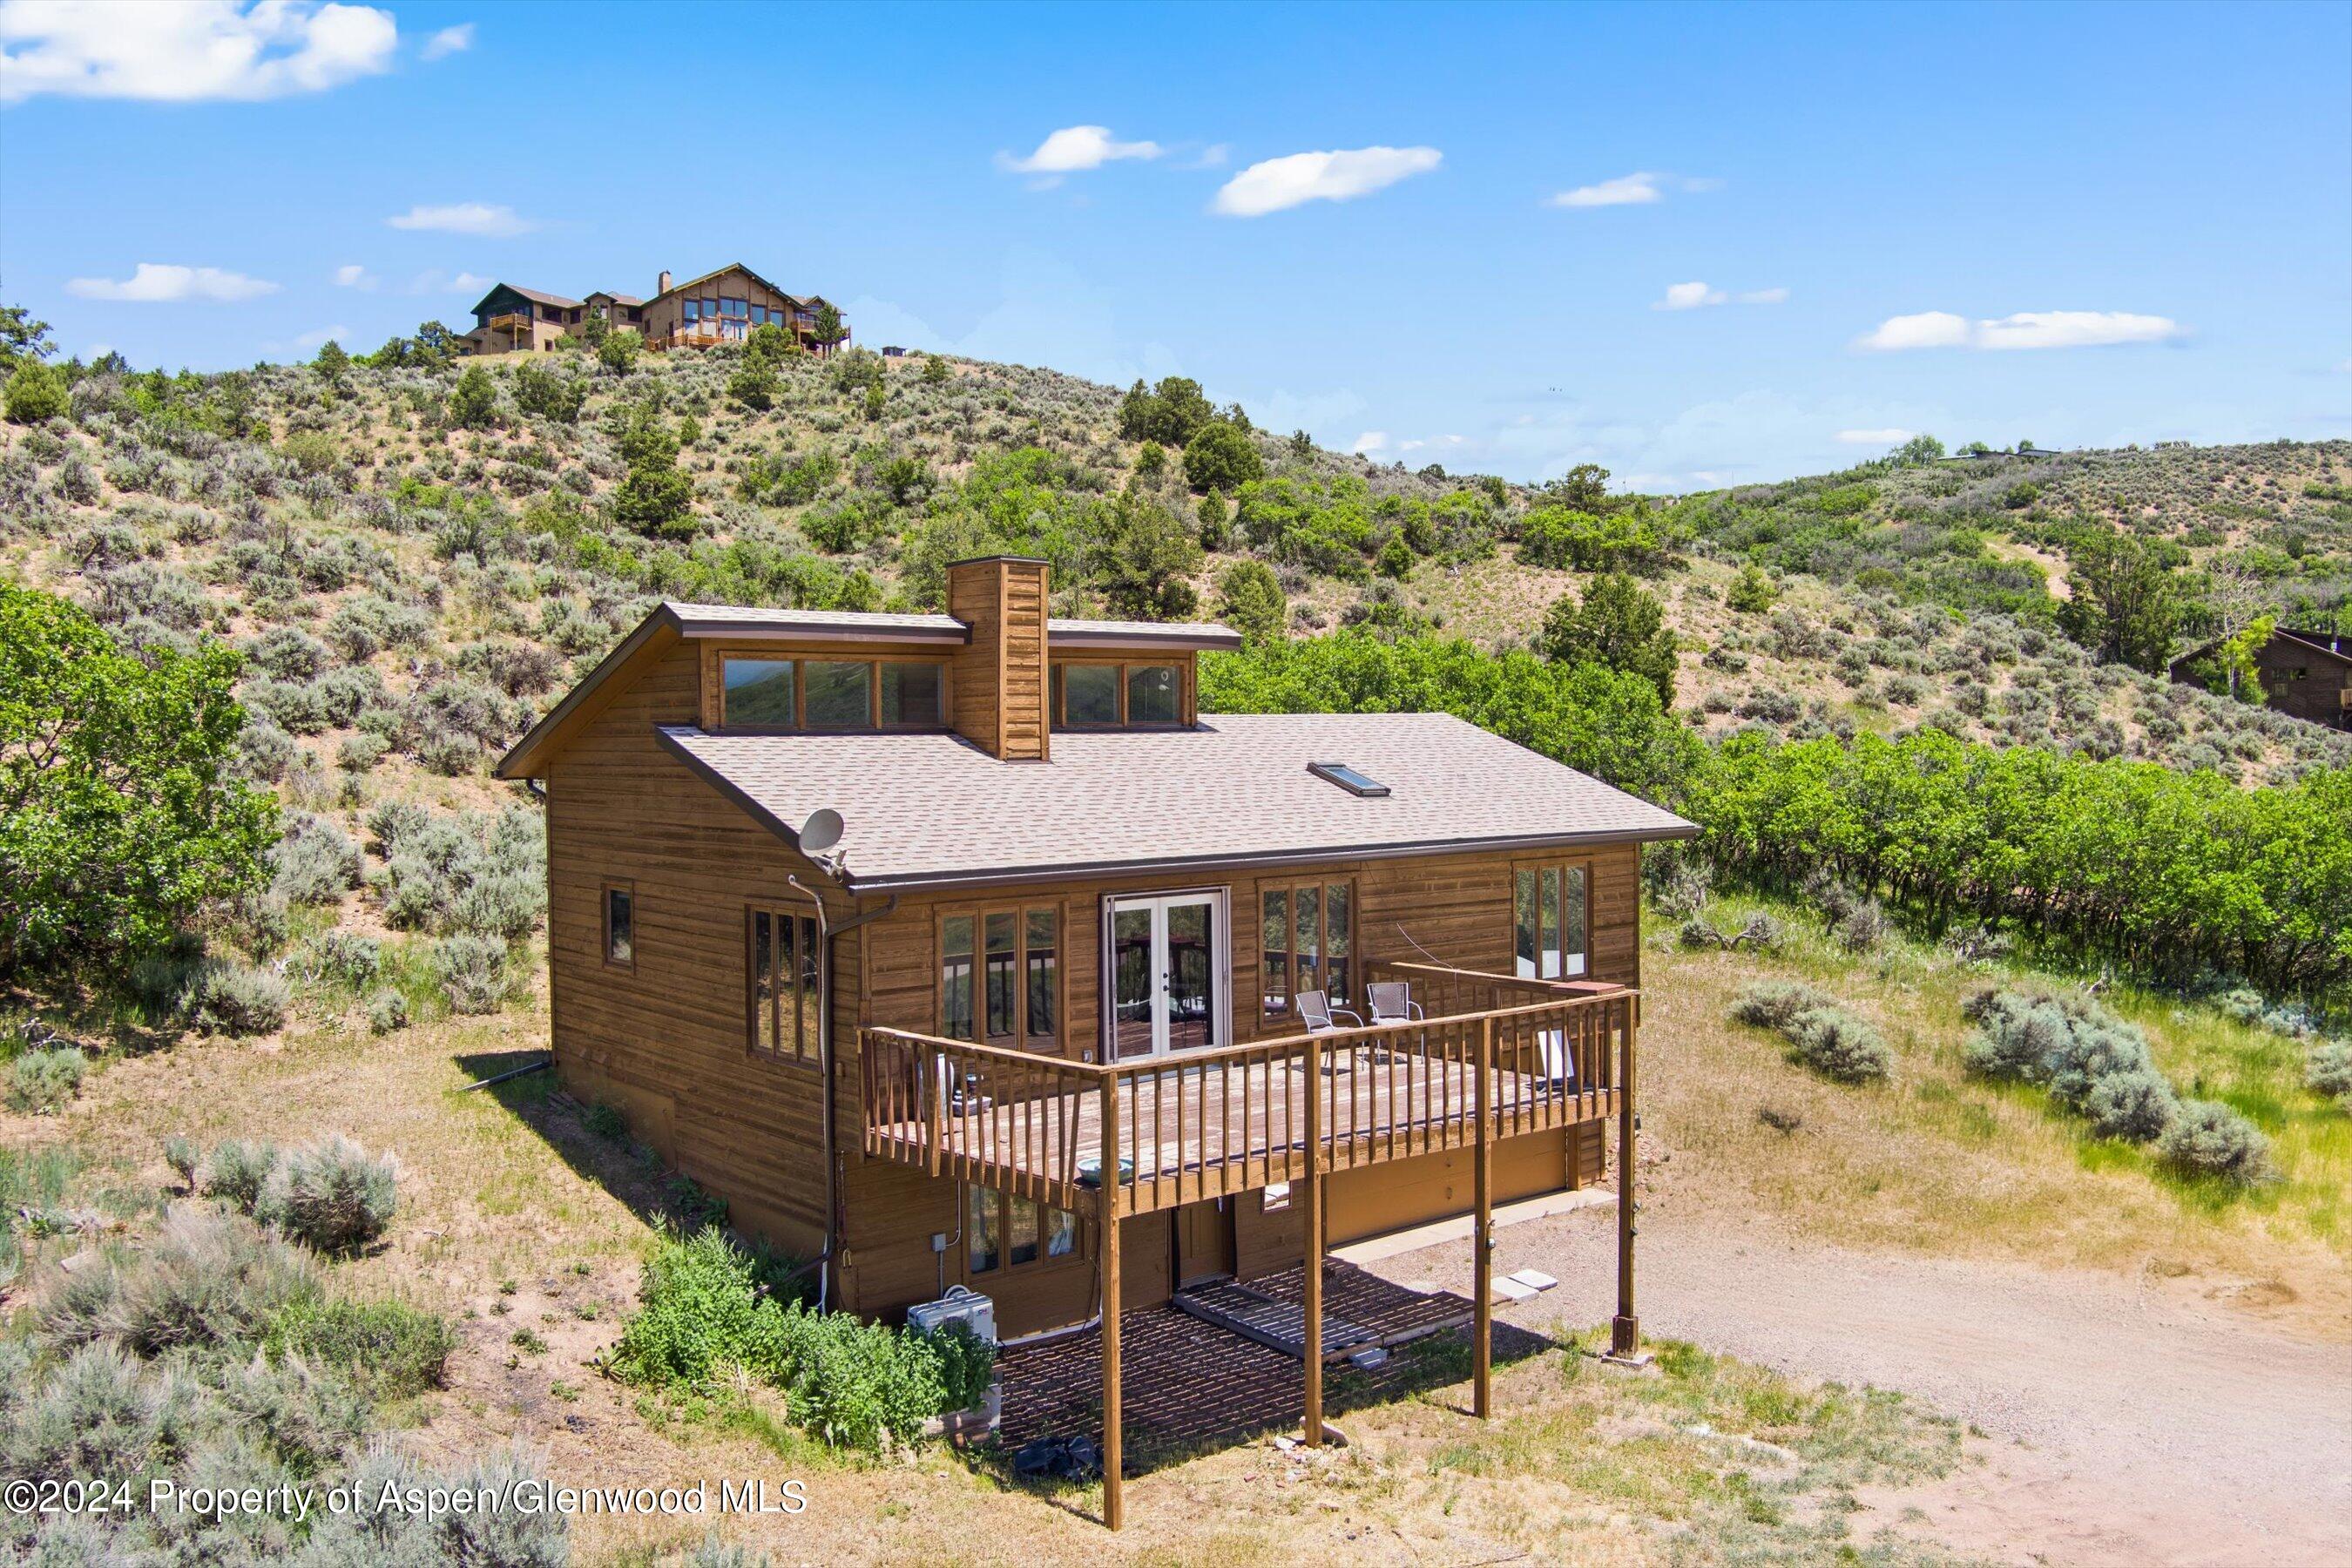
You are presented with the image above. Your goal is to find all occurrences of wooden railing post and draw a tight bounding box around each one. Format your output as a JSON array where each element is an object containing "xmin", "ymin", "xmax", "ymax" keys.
[
  {"xmin": 1608, "ymin": 1000, "xmax": 1644, "ymax": 1363},
  {"xmin": 1473, "ymin": 1014, "xmax": 1493, "ymax": 1419},
  {"xmin": 926, "ymin": 1041, "xmax": 944, "ymax": 1179},
  {"xmin": 1099, "ymin": 1065, "xmax": 1124, "ymax": 1529},
  {"xmin": 1301, "ymin": 1034, "xmax": 1324, "ymax": 1448}
]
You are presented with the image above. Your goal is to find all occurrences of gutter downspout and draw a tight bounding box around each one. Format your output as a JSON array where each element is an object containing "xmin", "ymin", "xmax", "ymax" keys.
[{"xmin": 787, "ymin": 876, "xmax": 896, "ymax": 1314}]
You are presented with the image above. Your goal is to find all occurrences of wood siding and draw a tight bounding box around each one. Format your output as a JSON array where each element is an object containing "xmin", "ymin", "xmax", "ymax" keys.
[
  {"xmin": 944, "ymin": 558, "xmax": 1048, "ymax": 759},
  {"xmin": 544, "ymin": 641, "xmax": 861, "ymax": 1259}
]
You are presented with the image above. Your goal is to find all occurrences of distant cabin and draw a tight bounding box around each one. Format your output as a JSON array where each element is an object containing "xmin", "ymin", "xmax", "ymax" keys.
[
  {"xmin": 461, "ymin": 262, "xmax": 847, "ymax": 357},
  {"xmin": 2172, "ymin": 626, "xmax": 2352, "ymax": 730}
]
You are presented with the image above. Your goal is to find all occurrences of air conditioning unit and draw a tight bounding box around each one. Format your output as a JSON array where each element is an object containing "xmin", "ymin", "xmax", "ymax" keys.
[
  {"xmin": 908, "ymin": 1283, "xmax": 996, "ymax": 1344},
  {"xmin": 909, "ymin": 1286, "xmax": 1000, "ymax": 1442}
]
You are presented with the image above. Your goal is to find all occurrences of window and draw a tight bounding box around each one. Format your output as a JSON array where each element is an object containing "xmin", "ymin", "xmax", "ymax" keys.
[
  {"xmin": 603, "ymin": 882, "xmax": 634, "ymax": 967},
  {"xmin": 722, "ymin": 297, "xmax": 749, "ymax": 320},
  {"xmin": 1051, "ymin": 661, "xmax": 1186, "ymax": 728},
  {"xmin": 719, "ymin": 656, "xmax": 948, "ymax": 732},
  {"xmin": 1126, "ymin": 665, "xmax": 1179, "ymax": 725},
  {"xmin": 965, "ymin": 1184, "xmax": 1080, "ymax": 1278},
  {"xmin": 1514, "ymin": 861, "xmax": 1591, "ymax": 980},
  {"xmin": 723, "ymin": 658, "xmax": 796, "ymax": 727},
  {"xmin": 682, "ymin": 299, "xmax": 701, "ymax": 323},
  {"xmin": 1262, "ymin": 879, "xmax": 1354, "ymax": 1015},
  {"xmin": 801, "ymin": 660, "xmax": 872, "ymax": 728},
  {"xmin": 880, "ymin": 661, "xmax": 943, "ymax": 727},
  {"xmin": 747, "ymin": 904, "xmax": 822, "ymax": 1062},
  {"xmin": 941, "ymin": 906, "xmax": 1059, "ymax": 1048}
]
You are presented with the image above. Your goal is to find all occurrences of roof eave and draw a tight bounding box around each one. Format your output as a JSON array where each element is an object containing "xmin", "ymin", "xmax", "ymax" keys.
[
  {"xmin": 496, "ymin": 605, "xmax": 684, "ymax": 779},
  {"xmin": 1050, "ymin": 627, "xmax": 1244, "ymax": 652},
  {"xmin": 805, "ymin": 821, "xmax": 1701, "ymax": 895},
  {"xmin": 671, "ymin": 613, "xmax": 970, "ymax": 646}
]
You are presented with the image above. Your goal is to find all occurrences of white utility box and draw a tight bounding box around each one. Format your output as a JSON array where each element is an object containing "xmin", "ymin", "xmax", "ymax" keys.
[{"xmin": 908, "ymin": 1284, "xmax": 997, "ymax": 1345}]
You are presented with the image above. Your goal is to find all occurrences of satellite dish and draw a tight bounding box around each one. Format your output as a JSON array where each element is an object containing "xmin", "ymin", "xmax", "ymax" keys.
[{"xmin": 801, "ymin": 808, "xmax": 844, "ymax": 855}]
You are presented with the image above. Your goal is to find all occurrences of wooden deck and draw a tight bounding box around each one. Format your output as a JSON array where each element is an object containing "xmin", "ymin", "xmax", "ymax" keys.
[{"xmin": 861, "ymin": 970, "xmax": 1632, "ymax": 1217}]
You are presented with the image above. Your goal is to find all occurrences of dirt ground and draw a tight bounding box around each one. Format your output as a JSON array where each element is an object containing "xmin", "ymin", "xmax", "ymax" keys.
[{"xmin": 1382, "ymin": 1199, "xmax": 2352, "ymax": 1568}]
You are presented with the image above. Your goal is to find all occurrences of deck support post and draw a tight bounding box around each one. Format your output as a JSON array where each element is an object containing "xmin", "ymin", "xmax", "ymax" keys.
[
  {"xmin": 1473, "ymin": 1015, "xmax": 1494, "ymax": 1418},
  {"xmin": 1098, "ymin": 1073, "xmax": 1124, "ymax": 1529},
  {"xmin": 1607, "ymin": 1002, "xmax": 1646, "ymax": 1364},
  {"xmin": 1301, "ymin": 1036, "xmax": 1324, "ymax": 1447}
]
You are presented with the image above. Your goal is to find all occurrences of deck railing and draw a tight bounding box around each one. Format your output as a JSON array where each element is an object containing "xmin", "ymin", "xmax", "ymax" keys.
[{"xmin": 860, "ymin": 977, "xmax": 1633, "ymax": 1217}]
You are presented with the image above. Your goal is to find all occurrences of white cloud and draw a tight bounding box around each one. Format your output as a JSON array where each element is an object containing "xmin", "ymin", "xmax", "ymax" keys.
[
  {"xmin": 1656, "ymin": 281, "xmax": 1726, "ymax": 311},
  {"xmin": 1739, "ymin": 287, "xmax": 1790, "ymax": 305},
  {"xmin": 67, "ymin": 263, "xmax": 280, "ymax": 302},
  {"xmin": 1974, "ymin": 311, "xmax": 2183, "ymax": 350},
  {"xmin": 1855, "ymin": 311, "xmax": 1973, "ymax": 351},
  {"xmin": 292, "ymin": 324, "xmax": 349, "ymax": 349},
  {"xmin": 998, "ymin": 125, "xmax": 1163, "ymax": 175},
  {"xmin": 1213, "ymin": 145, "xmax": 1441, "ymax": 217},
  {"xmin": 403, "ymin": 267, "xmax": 492, "ymax": 294},
  {"xmin": 1836, "ymin": 427, "xmax": 1918, "ymax": 445},
  {"xmin": 1548, "ymin": 171, "xmax": 1663, "ymax": 208},
  {"xmin": 421, "ymin": 21, "xmax": 471, "ymax": 59},
  {"xmin": 1184, "ymin": 143, "xmax": 1231, "ymax": 169},
  {"xmin": 386, "ymin": 202, "xmax": 535, "ymax": 237},
  {"xmin": 1352, "ymin": 431, "xmax": 1389, "ymax": 455},
  {"xmin": 1858, "ymin": 308, "xmax": 2183, "ymax": 352},
  {"xmin": 0, "ymin": 0, "xmax": 396, "ymax": 103},
  {"xmin": 333, "ymin": 263, "xmax": 375, "ymax": 289}
]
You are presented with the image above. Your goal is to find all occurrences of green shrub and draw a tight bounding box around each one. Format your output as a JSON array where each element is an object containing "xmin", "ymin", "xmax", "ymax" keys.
[
  {"xmin": 163, "ymin": 1134, "xmax": 201, "ymax": 1187},
  {"xmin": 2305, "ymin": 1039, "xmax": 2352, "ymax": 1105},
  {"xmin": 433, "ymin": 933, "xmax": 510, "ymax": 1014},
  {"xmin": 1728, "ymin": 980, "xmax": 1835, "ymax": 1032},
  {"xmin": 1181, "ymin": 420, "xmax": 1263, "ymax": 493},
  {"xmin": 8, "ymin": 1044, "xmax": 85, "ymax": 1112},
  {"xmin": 41, "ymin": 1203, "xmax": 318, "ymax": 1359},
  {"xmin": 265, "ymin": 1296, "xmax": 453, "ymax": 1401},
  {"xmin": 610, "ymin": 1228, "xmax": 981, "ymax": 1450},
  {"xmin": 2083, "ymin": 1067, "xmax": 2180, "ymax": 1142},
  {"xmin": 2156, "ymin": 1100, "xmax": 2273, "ymax": 1185},
  {"xmin": 5, "ymin": 361, "xmax": 69, "ymax": 423},
  {"xmin": 296, "ymin": 1442, "xmax": 571, "ymax": 1567},
  {"xmin": 190, "ymin": 960, "xmax": 290, "ymax": 1036},
  {"xmin": 365, "ymin": 988, "xmax": 410, "ymax": 1034},
  {"xmin": 1781, "ymin": 1005, "xmax": 1893, "ymax": 1085},
  {"xmin": 254, "ymin": 1133, "xmax": 398, "ymax": 1255},
  {"xmin": 200, "ymin": 1138, "xmax": 280, "ymax": 1213}
]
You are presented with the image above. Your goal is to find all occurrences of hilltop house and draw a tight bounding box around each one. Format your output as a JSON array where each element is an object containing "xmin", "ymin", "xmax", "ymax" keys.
[
  {"xmin": 463, "ymin": 263, "xmax": 847, "ymax": 357},
  {"xmin": 497, "ymin": 558, "xmax": 1695, "ymax": 1526},
  {"xmin": 2173, "ymin": 625, "xmax": 2352, "ymax": 730}
]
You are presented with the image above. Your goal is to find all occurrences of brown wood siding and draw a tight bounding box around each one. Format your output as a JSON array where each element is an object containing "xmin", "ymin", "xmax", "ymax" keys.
[{"xmin": 545, "ymin": 641, "xmax": 855, "ymax": 1260}]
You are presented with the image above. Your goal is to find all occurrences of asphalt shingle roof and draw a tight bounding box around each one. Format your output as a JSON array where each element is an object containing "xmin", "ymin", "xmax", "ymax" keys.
[{"xmin": 659, "ymin": 712, "xmax": 1695, "ymax": 889}]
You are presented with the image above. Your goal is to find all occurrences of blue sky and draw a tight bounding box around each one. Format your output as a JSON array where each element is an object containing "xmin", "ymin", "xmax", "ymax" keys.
[{"xmin": 3, "ymin": 0, "xmax": 2347, "ymax": 489}]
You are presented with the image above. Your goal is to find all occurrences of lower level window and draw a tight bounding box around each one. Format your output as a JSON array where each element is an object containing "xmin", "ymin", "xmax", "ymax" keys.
[{"xmin": 967, "ymin": 1186, "xmax": 1079, "ymax": 1277}]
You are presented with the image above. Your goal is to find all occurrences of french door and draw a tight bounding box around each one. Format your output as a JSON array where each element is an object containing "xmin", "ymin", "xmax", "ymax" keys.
[{"xmin": 1107, "ymin": 891, "xmax": 1227, "ymax": 1061}]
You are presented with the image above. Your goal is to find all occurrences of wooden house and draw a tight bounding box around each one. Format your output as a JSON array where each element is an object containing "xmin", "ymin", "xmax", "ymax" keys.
[
  {"xmin": 461, "ymin": 265, "xmax": 846, "ymax": 356},
  {"xmin": 461, "ymin": 282, "xmax": 585, "ymax": 355},
  {"xmin": 497, "ymin": 558, "xmax": 1695, "ymax": 1524},
  {"xmin": 2173, "ymin": 625, "xmax": 2352, "ymax": 731}
]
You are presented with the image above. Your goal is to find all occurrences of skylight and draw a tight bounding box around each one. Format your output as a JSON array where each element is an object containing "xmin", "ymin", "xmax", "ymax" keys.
[{"xmin": 1308, "ymin": 761, "xmax": 1389, "ymax": 798}]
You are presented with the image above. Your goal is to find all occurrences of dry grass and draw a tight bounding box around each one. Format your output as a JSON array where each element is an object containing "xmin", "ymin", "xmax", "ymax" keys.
[{"xmin": 1640, "ymin": 896, "xmax": 2352, "ymax": 1339}]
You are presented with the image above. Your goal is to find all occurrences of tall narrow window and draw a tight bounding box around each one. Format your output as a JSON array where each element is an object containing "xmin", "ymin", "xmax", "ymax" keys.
[
  {"xmin": 1008, "ymin": 1196, "xmax": 1040, "ymax": 1267},
  {"xmin": 1325, "ymin": 882, "xmax": 1351, "ymax": 1004},
  {"xmin": 983, "ymin": 913, "xmax": 1018, "ymax": 1041},
  {"xmin": 1261, "ymin": 889, "xmax": 1290, "ymax": 1015},
  {"xmin": 941, "ymin": 916, "xmax": 976, "ymax": 1041},
  {"xmin": 747, "ymin": 903, "xmax": 821, "ymax": 1064},
  {"xmin": 1295, "ymin": 884, "xmax": 1321, "ymax": 997},
  {"xmin": 1025, "ymin": 910, "xmax": 1058, "ymax": 1042},
  {"xmin": 604, "ymin": 883, "xmax": 633, "ymax": 967},
  {"xmin": 967, "ymin": 1184, "xmax": 999, "ymax": 1274},
  {"xmin": 1513, "ymin": 860, "xmax": 1591, "ymax": 981}
]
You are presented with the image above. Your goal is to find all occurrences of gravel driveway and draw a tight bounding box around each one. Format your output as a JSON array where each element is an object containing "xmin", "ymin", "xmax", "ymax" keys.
[{"xmin": 1369, "ymin": 1201, "xmax": 2352, "ymax": 1567}]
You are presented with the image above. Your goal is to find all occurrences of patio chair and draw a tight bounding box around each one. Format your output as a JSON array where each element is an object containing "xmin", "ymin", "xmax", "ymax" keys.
[
  {"xmin": 1296, "ymin": 990, "xmax": 1361, "ymax": 1032},
  {"xmin": 1296, "ymin": 990, "xmax": 1363, "ymax": 1076},
  {"xmin": 1365, "ymin": 982, "xmax": 1423, "ymax": 1025}
]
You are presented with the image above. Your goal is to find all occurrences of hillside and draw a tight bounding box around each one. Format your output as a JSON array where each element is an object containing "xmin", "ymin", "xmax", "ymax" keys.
[{"xmin": 4, "ymin": 335, "xmax": 2349, "ymax": 1565}]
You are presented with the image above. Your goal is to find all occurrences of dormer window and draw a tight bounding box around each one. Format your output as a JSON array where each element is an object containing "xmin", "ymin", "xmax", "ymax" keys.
[
  {"xmin": 1051, "ymin": 661, "xmax": 1186, "ymax": 729},
  {"xmin": 720, "ymin": 655, "xmax": 946, "ymax": 732}
]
